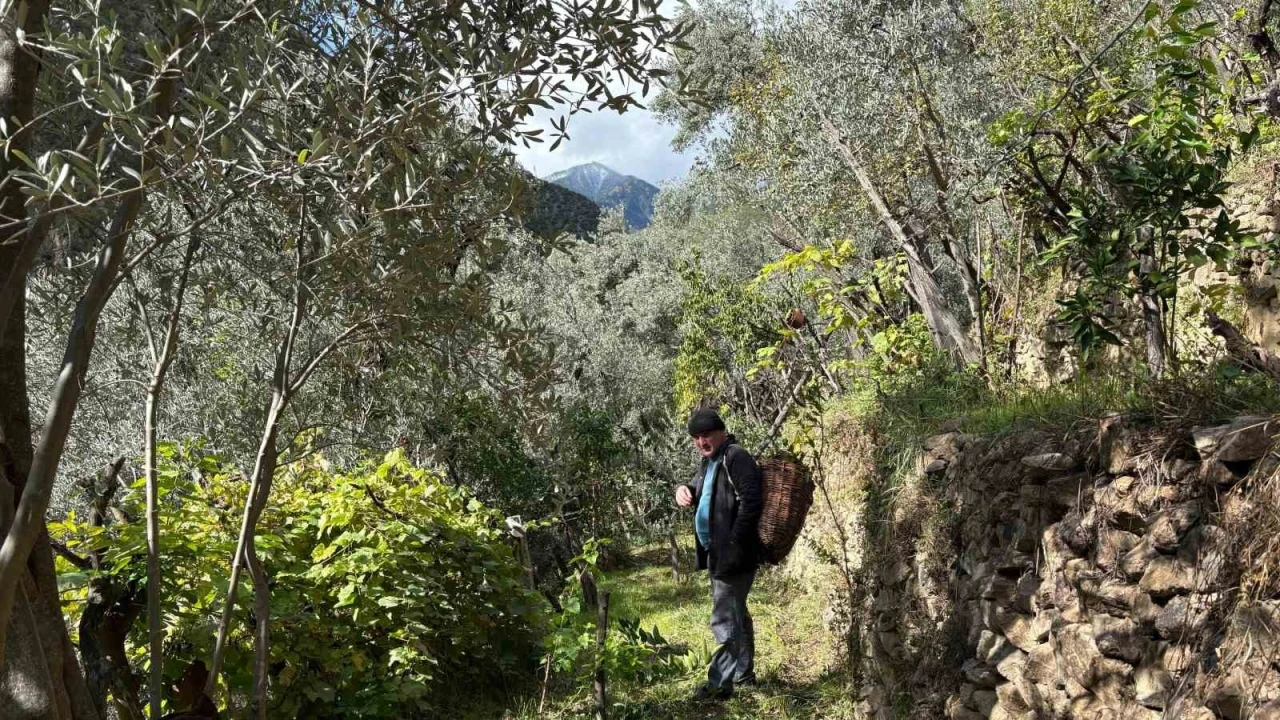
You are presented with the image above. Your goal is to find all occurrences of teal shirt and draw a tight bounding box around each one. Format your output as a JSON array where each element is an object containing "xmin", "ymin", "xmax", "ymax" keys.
[{"xmin": 694, "ymin": 459, "xmax": 718, "ymax": 548}]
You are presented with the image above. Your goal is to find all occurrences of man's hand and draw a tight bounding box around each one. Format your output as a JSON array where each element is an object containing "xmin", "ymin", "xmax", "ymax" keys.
[{"xmin": 675, "ymin": 485, "xmax": 693, "ymax": 507}]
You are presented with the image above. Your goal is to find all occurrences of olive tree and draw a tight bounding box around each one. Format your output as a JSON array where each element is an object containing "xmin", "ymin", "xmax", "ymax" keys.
[{"xmin": 0, "ymin": 0, "xmax": 682, "ymax": 716}]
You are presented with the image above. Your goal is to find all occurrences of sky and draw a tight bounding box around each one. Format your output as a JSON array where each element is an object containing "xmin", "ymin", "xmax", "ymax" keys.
[
  {"xmin": 510, "ymin": 0, "xmax": 700, "ymax": 186},
  {"xmin": 510, "ymin": 94, "xmax": 697, "ymax": 187},
  {"xmin": 511, "ymin": 0, "xmax": 800, "ymax": 186},
  {"xmin": 510, "ymin": 0, "xmax": 799, "ymax": 186}
]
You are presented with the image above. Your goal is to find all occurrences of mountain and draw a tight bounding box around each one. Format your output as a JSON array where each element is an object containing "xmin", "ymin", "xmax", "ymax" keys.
[
  {"xmin": 544, "ymin": 162, "xmax": 659, "ymax": 230},
  {"xmin": 520, "ymin": 173, "xmax": 600, "ymax": 240}
]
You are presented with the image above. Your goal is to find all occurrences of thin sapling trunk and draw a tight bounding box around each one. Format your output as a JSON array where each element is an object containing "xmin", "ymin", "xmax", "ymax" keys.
[{"xmin": 142, "ymin": 234, "xmax": 201, "ymax": 717}]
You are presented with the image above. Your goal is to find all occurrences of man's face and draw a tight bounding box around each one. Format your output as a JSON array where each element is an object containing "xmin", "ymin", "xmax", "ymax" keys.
[{"xmin": 692, "ymin": 429, "xmax": 727, "ymax": 458}]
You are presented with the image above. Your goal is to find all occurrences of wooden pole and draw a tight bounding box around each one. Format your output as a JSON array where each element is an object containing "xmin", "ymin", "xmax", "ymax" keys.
[
  {"xmin": 579, "ymin": 568, "xmax": 598, "ymax": 611},
  {"xmin": 594, "ymin": 590, "xmax": 610, "ymax": 720},
  {"xmin": 668, "ymin": 528, "xmax": 680, "ymax": 584}
]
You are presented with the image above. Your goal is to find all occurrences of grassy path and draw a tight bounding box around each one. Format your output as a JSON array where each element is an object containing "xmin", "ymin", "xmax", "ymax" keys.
[{"xmin": 517, "ymin": 546, "xmax": 855, "ymax": 719}]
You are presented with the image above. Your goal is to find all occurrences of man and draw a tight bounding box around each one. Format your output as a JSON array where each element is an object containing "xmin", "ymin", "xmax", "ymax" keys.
[{"xmin": 674, "ymin": 408, "xmax": 762, "ymax": 701}]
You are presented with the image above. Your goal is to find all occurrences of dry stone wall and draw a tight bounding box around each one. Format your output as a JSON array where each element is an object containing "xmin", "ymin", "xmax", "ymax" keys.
[{"xmin": 840, "ymin": 415, "xmax": 1280, "ymax": 720}]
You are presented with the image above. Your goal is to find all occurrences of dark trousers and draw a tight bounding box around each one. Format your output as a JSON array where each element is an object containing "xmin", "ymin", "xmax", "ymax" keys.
[{"xmin": 707, "ymin": 568, "xmax": 756, "ymax": 689}]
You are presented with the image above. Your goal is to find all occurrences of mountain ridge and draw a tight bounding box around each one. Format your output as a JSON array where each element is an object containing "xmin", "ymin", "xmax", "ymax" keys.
[{"xmin": 544, "ymin": 162, "xmax": 658, "ymax": 230}]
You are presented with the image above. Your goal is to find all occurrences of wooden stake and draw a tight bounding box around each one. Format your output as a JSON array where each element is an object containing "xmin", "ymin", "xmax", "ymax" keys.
[
  {"xmin": 668, "ymin": 529, "xmax": 680, "ymax": 584},
  {"xmin": 594, "ymin": 590, "xmax": 610, "ymax": 720}
]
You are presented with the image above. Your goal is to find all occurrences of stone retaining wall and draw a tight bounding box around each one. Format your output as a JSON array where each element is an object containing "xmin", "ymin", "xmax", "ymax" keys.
[{"xmin": 840, "ymin": 415, "xmax": 1280, "ymax": 719}]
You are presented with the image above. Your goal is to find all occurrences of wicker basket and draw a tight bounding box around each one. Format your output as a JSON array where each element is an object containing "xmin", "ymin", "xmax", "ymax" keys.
[{"xmin": 757, "ymin": 454, "xmax": 814, "ymax": 565}]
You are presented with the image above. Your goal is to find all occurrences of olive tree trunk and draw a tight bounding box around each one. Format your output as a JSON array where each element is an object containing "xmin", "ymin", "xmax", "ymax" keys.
[{"xmin": 820, "ymin": 115, "xmax": 982, "ymax": 366}]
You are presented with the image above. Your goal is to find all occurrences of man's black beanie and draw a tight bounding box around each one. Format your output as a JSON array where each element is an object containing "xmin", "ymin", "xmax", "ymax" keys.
[{"xmin": 687, "ymin": 408, "xmax": 726, "ymax": 436}]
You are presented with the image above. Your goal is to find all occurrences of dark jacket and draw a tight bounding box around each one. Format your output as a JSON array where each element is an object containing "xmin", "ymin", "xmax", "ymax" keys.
[{"xmin": 680, "ymin": 436, "xmax": 762, "ymax": 578}]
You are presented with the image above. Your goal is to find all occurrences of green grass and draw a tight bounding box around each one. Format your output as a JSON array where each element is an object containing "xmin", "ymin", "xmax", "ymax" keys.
[
  {"xmin": 837, "ymin": 361, "xmax": 1280, "ymax": 463},
  {"xmin": 508, "ymin": 544, "xmax": 856, "ymax": 720}
]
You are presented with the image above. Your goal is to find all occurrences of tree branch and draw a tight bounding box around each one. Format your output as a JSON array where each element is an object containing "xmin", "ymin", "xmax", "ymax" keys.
[
  {"xmin": 142, "ymin": 230, "xmax": 201, "ymax": 718},
  {"xmin": 50, "ymin": 540, "xmax": 92, "ymax": 571},
  {"xmin": 288, "ymin": 320, "xmax": 379, "ymax": 397}
]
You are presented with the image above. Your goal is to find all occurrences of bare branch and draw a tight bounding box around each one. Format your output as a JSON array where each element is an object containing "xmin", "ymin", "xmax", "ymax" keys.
[
  {"xmin": 288, "ymin": 320, "xmax": 379, "ymax": 398},
  {"xmin": 50, "ymin": 540, "xmax": 92, "ymax": 571},
  {"xmin": 142, "ymin": 230, "xmax": 201, "ymax": 718}
]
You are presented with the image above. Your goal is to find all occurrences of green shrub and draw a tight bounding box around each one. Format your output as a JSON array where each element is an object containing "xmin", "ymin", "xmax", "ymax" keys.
[{"xmin": 53, "ymin": 445, "xmax": 542, "ymax": 718}]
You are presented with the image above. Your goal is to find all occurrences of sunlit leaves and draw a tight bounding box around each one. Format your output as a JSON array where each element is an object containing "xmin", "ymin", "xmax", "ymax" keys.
[
  {"xmin": 1002, "ymin": 0, "xmax": 1265, "ymax": 357},
  {"xmin": 53, "ymin": 446, "xmax": 538, "ymax": 718}
]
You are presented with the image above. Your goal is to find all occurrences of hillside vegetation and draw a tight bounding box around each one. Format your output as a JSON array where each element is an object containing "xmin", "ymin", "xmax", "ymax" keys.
[{"xmin": 5, "ymin": 0, "xmax": 1280, "ymax": 718}]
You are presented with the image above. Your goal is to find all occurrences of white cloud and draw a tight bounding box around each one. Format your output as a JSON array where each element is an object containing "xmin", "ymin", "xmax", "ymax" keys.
[
  {"xmin": 511, "ymin": 0, "xmax": 799, "ymax": 185},
  {"xmin": 511, "ymin": 98, "xmax": 696, "ymax": 186},
  {"xmin": 510, "ymin": 0, "xmax": 697, "ymax": 185}
]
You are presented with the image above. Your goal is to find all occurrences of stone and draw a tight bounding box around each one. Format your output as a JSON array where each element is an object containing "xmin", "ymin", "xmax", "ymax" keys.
[
  {"xmin": 971, "ymin": 689, "xmax": 997, "ymax": 715},
  {"xmin": 996, "ymin": 681, "xmax": 1031, "ymax": 714},
  {"xmin": 946, "ymin": 698, "xmax": 985, "ymax": 720},
  {"xmin": 1161, "ymin": 643, "xmax": 1196, "ymax": 673},
  {"xmin": 961, "ymin": 659, "xmax": 1001, "ymax": 689},
  {"xmin": 994, "ymin": 608, "xmax": 1051, "ymax": 652},
  {"xmin": 1147, "ymin": 501, "xmax": 1204, "ymax": 551},
  {"xmin": 1255, "ymin": 699, "xmax": 1280, "ymax": 720},
  {"xmin": 1096, "ymin": 528, "xmax": 1141, "ymax": 572},
  {"xmin": 1121, "ymin": 536, "xmax": 1160, "ymax": 580},
  {"xmin": 1100, "ymin": 414, "xmax": 1141, "ymax": 474},
  {"xmin": 1057, "ymin": 623, "xmax": 1104, "ymax": 688},
  {"xmin": 1092, "ymin": 615, "xmax": 1144, "ymax": 663},
  {"xmin": 1024, "ymin": 642, "xmax": 1059, "ymax": 686},
  {"xmin": 1021, "ymin": 452, "xmax": 1079, "ymax": 474},
  {"xmin": 1198, "ymin": 460, "xmax": 1242, "ymax": 487},
  {"xmin": 1155, "ymin": 594, "xmax": 1217, "ymax": 640},
  {"xmin": 995, "ymin": 647, "xmax": 1028, "ymax": 683},
  {"xmin": 981, "ymin": 574, "xmax": 1018, "ymax": 605},
  {"xmin": 1192, "ymin": 415, "xmax": 1279, "ymax": 462},
  {"xmin": 1140, "ymin": 556, "xmax": 1202, "ymax": 598},
  {"xmin": 924, "ymin": 457, "xmax": 949, "ymax": 474},
  {"xmin": 1207, "ymin": 681, "xmax": 1245, "ymax": 720},
  {"xmin": 1045, "ymin": 473, "xmax": 1087, "ymax": 507},
  {"xmin": 1177, "ymin": 524, "xmax": 1229, "ymax": 591},
  {"xmin": 1135, "ymin": 661, "xmax": 1172, "ymax": 709}
]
